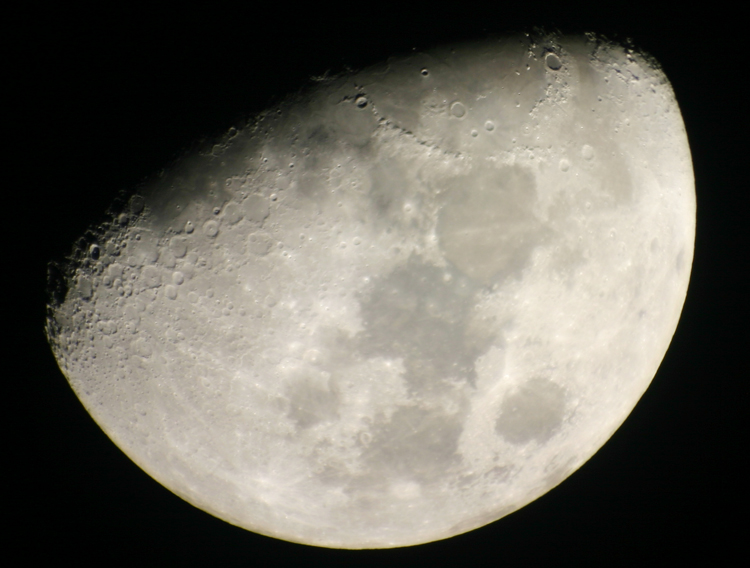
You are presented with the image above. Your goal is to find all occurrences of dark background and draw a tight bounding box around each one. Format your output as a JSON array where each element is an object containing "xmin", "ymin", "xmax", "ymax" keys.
[{"xmin": 10, "ymin": 3, "xmax": 745, "ymax": 566}]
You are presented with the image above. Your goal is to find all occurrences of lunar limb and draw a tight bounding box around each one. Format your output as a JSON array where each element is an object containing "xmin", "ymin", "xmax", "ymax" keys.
[{"xmin": 46, "ymin": 33, "xmax": 694, "ymax": 548}]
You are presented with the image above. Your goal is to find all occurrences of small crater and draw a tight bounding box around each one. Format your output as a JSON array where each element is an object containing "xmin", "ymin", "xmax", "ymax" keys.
[
  {"xmin": 107, "ymin": 264, "xmax": 123, "ymax": 280},
  {"xmin": 203, "ymin": 220, "xmax": 219, "ymax": 237},
  {"xmin": 545, "ymin": 52, "xmax": 562, "ymax": 71},
  {"xmin": 140, "ymin": 265, "xmax": 161, "ymax": 289},
  {"xmin": 248, "ymin": 232, "xmax": 273, "ymax": 256},
  {"xmin": 450, "ymin": 101, "xmax": 466, "ymax": 118},
  {"xmin": 129, "ymin": 195, "xmax": 145, "ymax": 214},
  {"xmin": 354, "ymin": 94, "xmax": 368, "ymax": 109},
  {"xmin": 169, "ymin": 237, "xmax": 188, "ymax": 258},
  {"xmin": 222, "ymin": 202, "xmax": 243, "ymax": 225},
  {"xmin": 242, "ymin": 194, "xmax": 269, "ymax": 225}
]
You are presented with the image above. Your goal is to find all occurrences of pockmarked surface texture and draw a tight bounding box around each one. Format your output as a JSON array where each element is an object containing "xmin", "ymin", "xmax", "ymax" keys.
[{"xmin": 45, "ymin": 34, "xmax": 695, "ymax": 548}]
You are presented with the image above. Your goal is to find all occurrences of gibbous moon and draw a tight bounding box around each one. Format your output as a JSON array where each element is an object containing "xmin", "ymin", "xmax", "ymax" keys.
[{"xmin": 46, "ymin": 33, "xmax": 694, "ymax": 548}]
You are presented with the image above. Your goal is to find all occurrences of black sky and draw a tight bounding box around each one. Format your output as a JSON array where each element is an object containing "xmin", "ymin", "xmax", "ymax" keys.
[{"xmin": 10, "ymin": 3, "xmax": 745, "ymax": 566}]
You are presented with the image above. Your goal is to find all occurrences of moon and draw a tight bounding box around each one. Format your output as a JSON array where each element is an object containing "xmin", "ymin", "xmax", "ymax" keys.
[{"xmin": 45, "ymin": 33, "xmax": 694, "ymax": 548}]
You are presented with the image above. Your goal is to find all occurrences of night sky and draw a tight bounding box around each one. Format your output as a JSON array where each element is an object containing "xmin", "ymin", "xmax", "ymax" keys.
[{"xmin": 10, "ymin": 3, "xmax": 744, "ymax": 565}]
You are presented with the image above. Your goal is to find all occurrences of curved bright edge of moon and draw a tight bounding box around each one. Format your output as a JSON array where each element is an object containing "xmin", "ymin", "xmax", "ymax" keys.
[{"xmin": 46, "ymin": 33, "xmax": 695, "ymax": 548}]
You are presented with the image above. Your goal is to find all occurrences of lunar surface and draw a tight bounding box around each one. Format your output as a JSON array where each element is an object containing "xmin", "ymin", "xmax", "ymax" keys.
[{"xmin": 45, "ymin": 33, "xmax": 695, "ymax": 548}]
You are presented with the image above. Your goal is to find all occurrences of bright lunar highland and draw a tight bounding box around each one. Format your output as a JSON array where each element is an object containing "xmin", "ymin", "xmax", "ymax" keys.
[{"xmin": 46, "ymin": 34, "xmax": 695, "ymax": 548}]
